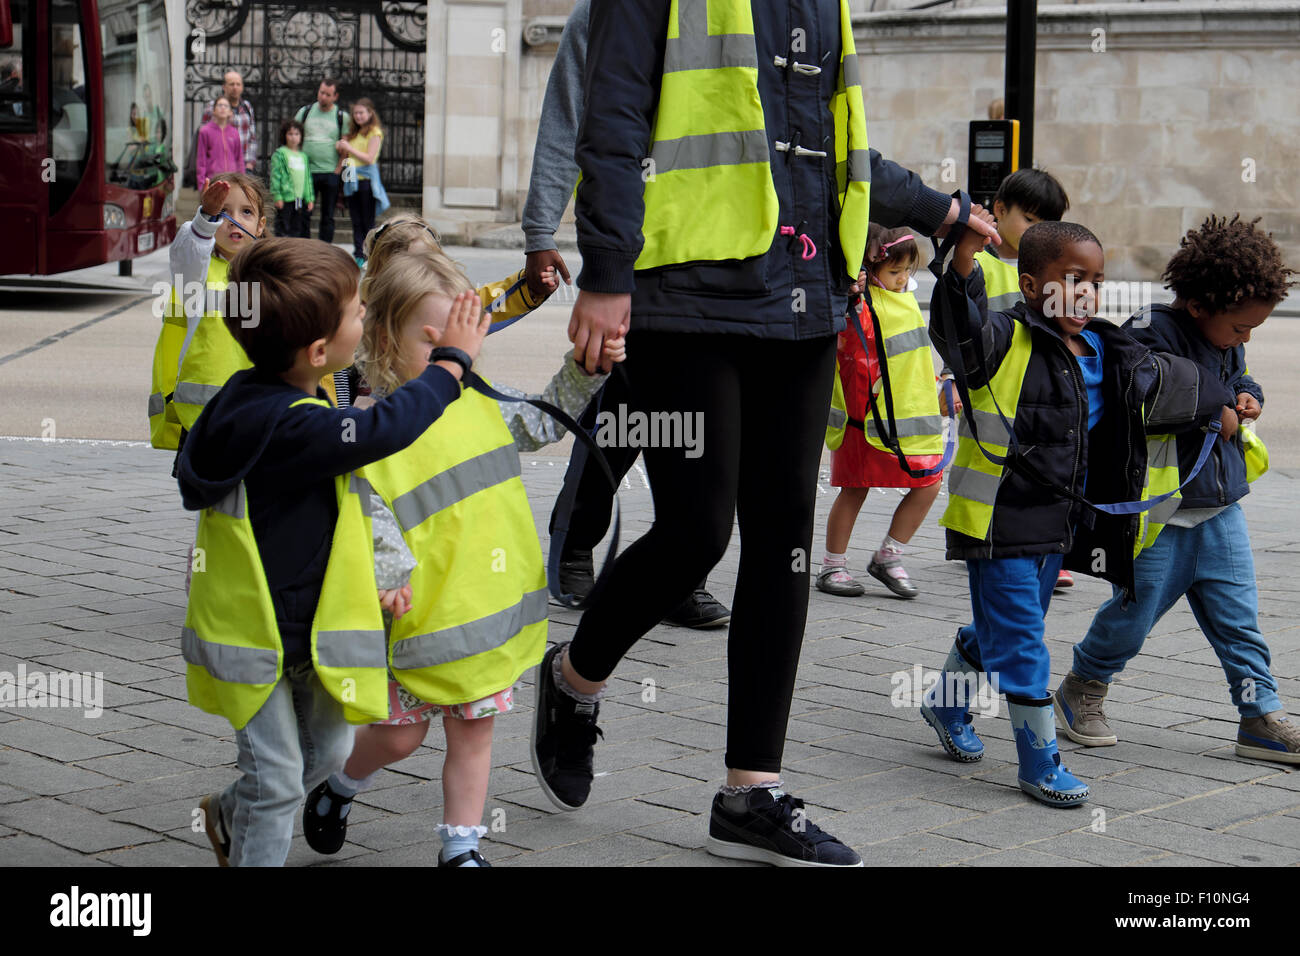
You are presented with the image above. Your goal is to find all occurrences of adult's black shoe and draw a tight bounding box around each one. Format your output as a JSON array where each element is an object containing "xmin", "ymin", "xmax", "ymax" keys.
[
  {"xmin": 531, "ymin": 642, "xmax": 604, "ymax": 810},
  {"xmin": 664, "ymin": 585, "xmax": 731, "ymax": 629}
]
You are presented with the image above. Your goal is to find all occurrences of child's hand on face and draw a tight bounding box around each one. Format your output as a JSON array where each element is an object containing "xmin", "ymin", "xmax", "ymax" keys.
[
  {"xmin": 378, "ymin": 585, "xmax": 413, "ymax": 620},
  {"xmin": 200, "ymin": 179, "xmax": 230, "ymax": 217},
  {"xmin": 427, "ymin": 291, "xmax": 491, "ymax": 365},
  {"xmin": 1218, "ymin": 405, "xmax": 1240, "ymax": 442},
  {"xmin": 1235, "ymin": 392, "xmax": 1262, "ymax": 421}
]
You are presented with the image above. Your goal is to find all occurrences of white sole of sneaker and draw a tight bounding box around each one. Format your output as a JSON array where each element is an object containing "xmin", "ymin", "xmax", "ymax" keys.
[
  {"xmin": 705, "ymin": 835, "xmax": 863, "ymax": 867},
  {"xmin": 1235, "ymin": 743, "xmax": 1300, "ymax": 764},
  {"xmin": 1052, "ymin": 697, "xmax": 1118, "ymax": 746}
]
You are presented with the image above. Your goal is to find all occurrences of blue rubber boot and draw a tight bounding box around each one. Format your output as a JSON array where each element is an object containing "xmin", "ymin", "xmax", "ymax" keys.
[
  {"xmin": 921, "ymin": 642, "xmax": 985, "ymax": 762},
  {"xmin": 1008, "ymin": 701, "xmax": 1089, "ymax": 807}
]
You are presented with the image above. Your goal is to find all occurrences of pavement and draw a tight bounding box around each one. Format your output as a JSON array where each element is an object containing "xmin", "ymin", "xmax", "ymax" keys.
[
  {"xmin": 1, "ymin": 237, "xmax": 1298, "ymax": 868},
  {"xmin": 0, "ymin": 433, "xmax": 1297, "ymax": 868}
]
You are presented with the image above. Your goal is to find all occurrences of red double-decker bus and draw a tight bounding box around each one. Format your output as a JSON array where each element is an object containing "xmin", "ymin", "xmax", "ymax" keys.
[{"xmin": 0, "ymin": 0, "xmax": 175, "ymax": 276}]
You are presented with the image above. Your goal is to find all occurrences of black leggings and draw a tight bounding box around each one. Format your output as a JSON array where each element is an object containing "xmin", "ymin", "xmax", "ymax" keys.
[
  {"xmin": 567, "ymin": 330, "xmax": 837, "ymax": 772},
  {"xmin": 347, "ymin": 179, "xmax": 376, "ymax": 258}
]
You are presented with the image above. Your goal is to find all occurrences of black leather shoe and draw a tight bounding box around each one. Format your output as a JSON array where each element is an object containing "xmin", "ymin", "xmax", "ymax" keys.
[
  {"xmin": 554, "ymin": 549, "xmax": 596, "ymax": 606},
  {"xmin": 303, "ymin": 779, "xmax": 353, "ymax": 854}
]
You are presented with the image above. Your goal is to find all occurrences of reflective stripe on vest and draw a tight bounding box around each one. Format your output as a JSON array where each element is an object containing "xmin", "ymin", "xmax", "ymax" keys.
[
  {"xmin": 940, "ymin": 320, "xmax": 1034, "ymax": 541},
  {"xmin": 171, "ymin": 256, "xmax": 252, "ymax": 432},
  {"xmin": 366, "ymin": 386, "xmax": 547, "ymax": 706},
  {"xmin": 149, "ymin": 260, "xmax": 227, "ymax": 450},
  {"xmin": 861, "ymin": 287, "xmax": 943, "ymax": 458},
  {"xmin": 1136, "ymin": 433, "xmax": 1182, "ymax": 553},
  {"xmin": 636, "ymin": 0, "xmax": 868, "ymax": 278},
  {"xmin": 974, "ymin": 250, "xmax": 1022, "ymax": 314},
  {"xmin": 184, "ymin": 401, "xmax": 388, "ymax": 729}
]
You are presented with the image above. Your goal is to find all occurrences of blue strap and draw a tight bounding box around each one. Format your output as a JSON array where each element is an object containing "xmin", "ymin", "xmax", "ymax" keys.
[
  {"xmin": 215, "ymin": 211, "xmax": 258, "ymax": 238},
  {"xmin": 485, "ymin": 276, "xmax": 530, "ymax": 331},
  {"xmin": 462, "ymin": 370, "xmax": 621, "ymax": 610}
]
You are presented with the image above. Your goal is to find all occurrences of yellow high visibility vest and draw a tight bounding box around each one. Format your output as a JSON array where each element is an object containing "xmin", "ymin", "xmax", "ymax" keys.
[
  {"xmin": 365, "ymin": 384, "xmax": 547, "ymax": 706},
  {"xmin": 1136, "ymin": 434, "xmax": 1181, "ymax": 554},
  {"xmin": 862, "ymin": 286, "xmax": 943, "ymax": 458},
  {"xmin": 974, "ymin": 250, "xmax": 1023, "ymax": 313},
  {"xmin": 171, "ymin": 256, "xmax": 253, "ymax": 432},
  {"xmin": 183, "ymin": 398, "xmax": 389, "ymax": 730},
  {"xmin": 940, "ymin": 321, "xmax": 1034, "ymax": 541},
  {"xmin": 149, "ymin": 256, "xmax": 235, "ymax": 449},
  {"xmin": 637, "ymin": 0, "xmax": 870, "ymax": 280}
]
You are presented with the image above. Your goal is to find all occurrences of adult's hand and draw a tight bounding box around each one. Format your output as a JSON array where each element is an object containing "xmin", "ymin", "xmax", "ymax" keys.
[
  {"xmin": 526, "ymin": 249, "xmax": 571, "ymax": 298},
  {"xmin": 934, "ymin": 199, "xmax": 1002, "ymax": 247},
  {"xmin": 569, "ymin": 290, "xmax": 630, "ymax": 374}
]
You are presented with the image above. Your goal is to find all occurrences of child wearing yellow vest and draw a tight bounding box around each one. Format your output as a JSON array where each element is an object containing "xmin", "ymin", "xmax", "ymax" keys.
[
  {"xmin": 819, "ymin": 225, "xmax": 949, "ymax": 600},
  {"xmin": 179, "ymin": 238, "xmax": 490, "ymax": 866},
  {"xmin": 301, "ymin": 243, "xmax": 623, "ymax": 867},
  {"xmin": 150, "ymin": 175, "xmax": 269, "ymax": 450}
]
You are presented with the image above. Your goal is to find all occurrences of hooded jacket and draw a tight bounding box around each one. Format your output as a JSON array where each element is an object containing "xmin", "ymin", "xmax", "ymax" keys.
[
  {"xmin": 176, "ymin": 363, "xmax": 462, "ymax": 663},
  {"xmin": 1124, "ymin": 304, "xmax": 1262, "ymax": 510}
]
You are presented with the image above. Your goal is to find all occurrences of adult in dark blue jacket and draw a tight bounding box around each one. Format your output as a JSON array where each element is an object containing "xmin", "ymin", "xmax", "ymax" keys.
[
  {"xmin": 1059, "ymin": 214, "xmax": 1300, "ymax": 765},
  {"xmin": 529, "ymin": 0, "xmax": 999, "ymax": 867}
]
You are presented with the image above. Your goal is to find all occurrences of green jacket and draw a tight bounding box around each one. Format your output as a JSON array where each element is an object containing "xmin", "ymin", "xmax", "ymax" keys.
[{"xmin": 269, "ymin": 146, "xmax": 315, "ymax": 204}]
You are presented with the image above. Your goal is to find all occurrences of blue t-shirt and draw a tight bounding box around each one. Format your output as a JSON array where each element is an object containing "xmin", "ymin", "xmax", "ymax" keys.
[{"xmin": 1075, "ymin": 329, "xmax": 1105, "ymax": 431}]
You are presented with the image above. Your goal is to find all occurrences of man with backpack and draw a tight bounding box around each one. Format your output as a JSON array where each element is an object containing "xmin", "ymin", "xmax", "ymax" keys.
[{"xmin": 296, "ymin": 78, "xmax": 346, "ymax": 242}]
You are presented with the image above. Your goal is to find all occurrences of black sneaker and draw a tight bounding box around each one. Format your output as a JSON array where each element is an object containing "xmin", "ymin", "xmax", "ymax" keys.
[
  {"xmin": 303, "ymin": 779, "xmax": 353, "ymax": 854},
  {"xmin": 198, "ymin": 792, "xmax": 230, "ymax": 867},
  {"xmin": 706, "ymin": 786, "xmax": 863, "ymax": 867},
  {"xmin": 554, "ymin": 549, "xmax": 596, "ymax": 606},
  {"xmin": 531, "ymin": 642, "xmax": 604, "ymax": 811},
  {"xmin": 664, "ymin": 586, "xmax": 731, "ymax": 629},
  {"xmin": 438, "ymin": 848, "xmax": 493, "ymax": 867}
]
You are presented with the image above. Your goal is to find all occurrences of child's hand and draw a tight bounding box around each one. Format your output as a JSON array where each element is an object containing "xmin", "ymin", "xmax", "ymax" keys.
[
  {"xmin": 275, "ymin": 200, "xmax": 284, "ymax": 210},
  {"xmin": 428, "ymin": 291, "xmax": 492, "ymax": 369},
  {"xmin": 378, "ymin": 584, "xmax": 412, "ymax": 620},
  {"xmin": 849, "ymin": 269, "xmax": 868, "ymax": 295},
  {"xmin": 307, "ymin": 202, "xmax": 314, "ymax": 212},
  {"xmin": 1235, "ymin": 392, "xmax": 1261, "ymax": 421},
  {"xmin": 956, "ymin": 205, "xmax": 997, "ymax": 259},
  {"xmin": 1218, "ymin": 405, "xmax": 1240, "ymax": 442},
  {"xmin": 602, "ymin": 335, "xmax": 626, "ymax": 364},
  {"xmin": 526, "ymin": 249, "xmax": 571, "ymax": 298},
  {"xmin": 200, "ymin": 178, "xmax": 231, "ymax": 217}
]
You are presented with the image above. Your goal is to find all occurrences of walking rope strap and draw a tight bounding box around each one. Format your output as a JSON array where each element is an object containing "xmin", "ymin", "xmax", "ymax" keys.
[
  {"xmin": 928, "ymin": 190, "xmax": 1221, "ymax": 518},
  {"xmin": 843, "ymin": 291, "xmax": 957, "ymax": 479},
  {"xmin": 475, "ymin": 281, "xmax": 622, "ymax": 609}
]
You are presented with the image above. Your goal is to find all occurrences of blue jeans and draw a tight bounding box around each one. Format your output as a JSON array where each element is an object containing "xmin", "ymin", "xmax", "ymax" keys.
[
  {"xmin": 216, "ymin": 661, "xmax": 354, "ymax": 866},
  {"xmin": 955, "ymin": 553, "xmax": 1065, "ymax": 704},
  {"xmin": 1072, "ymin": 502, "xmax": 1279, "ymax": 717}
]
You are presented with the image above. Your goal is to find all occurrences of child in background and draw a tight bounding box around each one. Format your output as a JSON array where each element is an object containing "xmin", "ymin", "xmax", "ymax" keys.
[
  {"xmin": 181, "ymin": 238, "xmax": 490, "ymax": 866},
  {"xmin": 195, "ymin": 96, "xmax": 244, "ymax": 190},
  {"xmin": 270, "ymin": 119, "xmax": 314, "ymax": 238},
  {"xmin": 337, "ymin": 97, "xmax": 386, "ymax": 265},
  {"xmin": 925, "ymin": 218, "xmax": 1235, "ymax": 806},
  {"xmin": 819, "ymin": 225, "xmax": 948, "ymax": 600},
  {"xmin": 302, "ymin": 244, "xmax": 622, "ymax": 867},
  {"xmin": 149, "ymin": 174, "xmax": 268, "ymax": 449},
  {"xmin": 1059, "ymin": 215, "xmax": 1300, "ymax": 763}
]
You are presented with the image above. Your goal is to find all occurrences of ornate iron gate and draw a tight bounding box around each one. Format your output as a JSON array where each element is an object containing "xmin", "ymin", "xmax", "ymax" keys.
[{"xmin": 185, "ymin": 1, "xmax": 427, "ymax": 192}]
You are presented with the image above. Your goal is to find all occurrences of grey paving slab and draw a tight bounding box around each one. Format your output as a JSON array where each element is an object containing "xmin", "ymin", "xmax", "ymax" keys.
[
  {"xmin": 0, "ymin": 797, "xmax": 161, "ymax": 853},
  {"xmin": 1, "ymin": 442, "xmax": 1299, "ymax": 866}
]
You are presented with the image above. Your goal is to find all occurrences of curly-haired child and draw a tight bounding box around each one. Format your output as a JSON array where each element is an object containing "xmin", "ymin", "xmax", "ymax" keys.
[{"xmin": 1058, "ymin": 215, "xmax": 1300, "ymax": 763}]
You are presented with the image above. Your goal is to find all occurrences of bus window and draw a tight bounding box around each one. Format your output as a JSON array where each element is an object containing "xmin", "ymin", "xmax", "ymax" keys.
[
  {"xmin": 101, "ymin": 0, "xmax": 172, "ymax": 190},
  {"xmin": 49, "ymin": 0, "xmax": 89, "ymax": 213},
  {"xmin": 0, "ymin": 0, "xmax": 33, "ymax": 130}
]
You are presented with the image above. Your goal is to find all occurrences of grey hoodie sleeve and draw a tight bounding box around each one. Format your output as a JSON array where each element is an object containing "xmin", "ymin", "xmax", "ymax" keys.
[
  {"xmin": 493, "ymin": 353, "xmax": 609, "ymax": 453},
  {"xmin": 521, "ymin": 0, "xmax": 590, "ymax": 253}
]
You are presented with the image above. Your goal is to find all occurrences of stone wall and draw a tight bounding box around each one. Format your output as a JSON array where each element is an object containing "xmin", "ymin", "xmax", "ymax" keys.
[{"xmin": 440, "ymin": 1, "xmax": 1300, "ymax": 278}]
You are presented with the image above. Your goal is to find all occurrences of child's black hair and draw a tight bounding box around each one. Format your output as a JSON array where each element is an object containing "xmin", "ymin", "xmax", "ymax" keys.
[
  {"xmin": 1018, "ymin": 221, "xmax": 1102, "ymax": 281},
  {"xmin": 1161, "ymin": 214, "xmax": 1297, "ymax": 313},
  {"xmin": 864, "ymin": 223, "xmax": 921, "ymax": 275},
  {"xmin": 994, "ymin": 168, "xmax": 1070, "ymax": 222},
  {"xmin": 279, "ymin": 118, "xmax": 305, "ymax": 146}
]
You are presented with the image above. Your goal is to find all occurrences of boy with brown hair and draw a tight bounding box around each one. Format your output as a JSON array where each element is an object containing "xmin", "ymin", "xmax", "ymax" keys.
[{"xmin": 178, "ymin": 237, "xmax": 489, "ymax": 866}]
